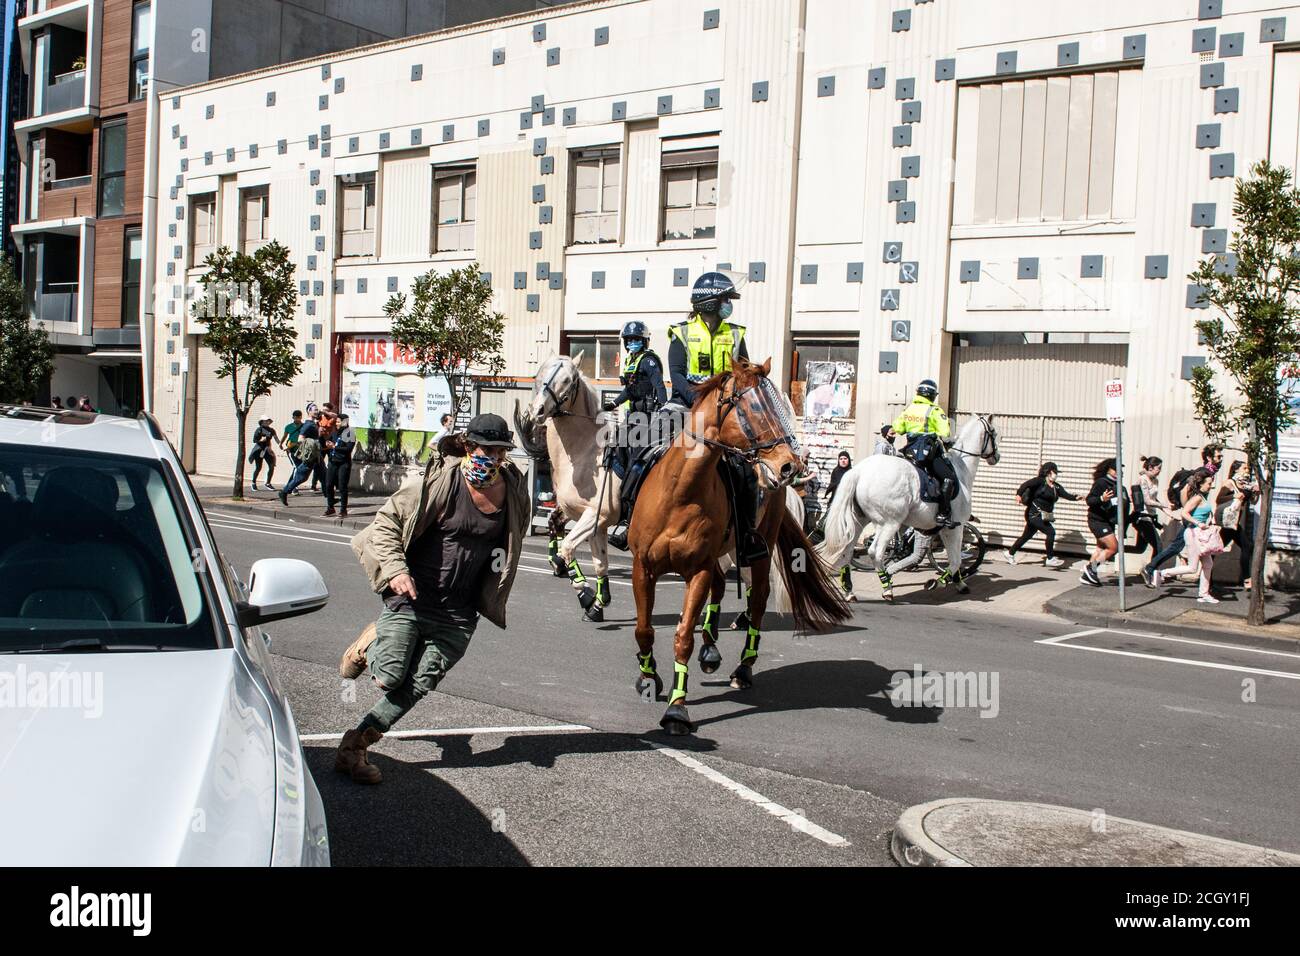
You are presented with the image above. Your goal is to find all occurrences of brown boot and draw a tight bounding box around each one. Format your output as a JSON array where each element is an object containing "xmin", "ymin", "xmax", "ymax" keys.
[
  {"xmin": 334, "ymin": 727, "xmax": 383, "ymax": 784},
  {"xmin": 339, "ymin": 623, "xmax": 378, "ymax": 679}
]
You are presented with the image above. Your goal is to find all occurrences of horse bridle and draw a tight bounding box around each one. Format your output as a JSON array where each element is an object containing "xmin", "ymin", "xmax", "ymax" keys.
[
  {"xmin": 537, "ymin": 360, "xmax": 580, "ymax": 419},
  {"xmin": 950, "ymin": 415, "xmax": 999, "ymax": 463},
  {"xmin": 686, "ymin": 374, "xmax": 802, "ymax": 465}
]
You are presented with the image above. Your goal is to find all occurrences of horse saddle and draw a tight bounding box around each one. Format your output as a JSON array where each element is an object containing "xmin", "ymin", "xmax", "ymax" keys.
[
  {"xmin": 911, "ymin": 463, "xmax": 945, "ymax": 504},
  {"xmin": 617, "ymin": 443, "xmax": 669, "ymax": 509}
]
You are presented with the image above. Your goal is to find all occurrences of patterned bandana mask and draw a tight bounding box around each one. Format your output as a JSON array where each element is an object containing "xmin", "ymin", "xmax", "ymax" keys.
[{"xmin": 462, "ymin": 454, "xmax": 501, "ymax": 487}]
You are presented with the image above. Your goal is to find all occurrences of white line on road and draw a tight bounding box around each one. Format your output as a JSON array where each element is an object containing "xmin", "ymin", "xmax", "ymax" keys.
[
  {"xmin": 207, "ymin": 510, "xmax": 357, "ymax": 538},
  {"xmin": 1046, "ymin": 627, "xmax": 1300, "ymax": 660},
  {"xmin": 300, "ymin": 723, "xmax": 591, "ymax": 742},
  {"xmin": 207, "ymin": 521, "xmax": 353, "ymax": 545},
  {"xmin": 650, "ymin": 743, "xmax": 851, "ymax": 848},
  {"xmin": 1036, "ymin": 634, "xmax": 1300, "ymax": 681}
]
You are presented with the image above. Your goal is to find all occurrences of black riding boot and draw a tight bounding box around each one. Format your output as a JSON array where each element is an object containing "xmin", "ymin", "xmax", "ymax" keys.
[
  {"xmin": 608, "ymin": 448, "xmax": 642, "ymax": 551},
  {"xmin": 730, "ymin": 458, "xmax": 770, "ymax": 567}
]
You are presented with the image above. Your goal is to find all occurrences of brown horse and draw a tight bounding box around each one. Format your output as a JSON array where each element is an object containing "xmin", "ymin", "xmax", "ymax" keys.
[{"xmin": 629, "ymin": 358, "xmax": 852, "ymax": 735}]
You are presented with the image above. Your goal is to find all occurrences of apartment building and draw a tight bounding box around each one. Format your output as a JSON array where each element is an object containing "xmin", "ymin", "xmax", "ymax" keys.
[
  {"xmin": 12, "ymin": 0, "xmax": 564, "ymax": 416},
  {"xmin": 153, "ymin": 0, "xmax": 1300, "ymax": 552}
]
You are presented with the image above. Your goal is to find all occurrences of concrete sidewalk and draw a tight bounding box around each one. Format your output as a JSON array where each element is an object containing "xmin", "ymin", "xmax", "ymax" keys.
[
  {"xmin": 190, "ymin": 473, "xmax": 387, "ymax": 532},
  {"xmin": 892, "ymin": 798, "xmax": 1300, "ymax": 866}
]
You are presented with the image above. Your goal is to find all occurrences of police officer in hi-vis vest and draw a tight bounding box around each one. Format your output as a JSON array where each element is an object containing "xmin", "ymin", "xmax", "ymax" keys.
[
  {"xmin": 663, "ymin": 273, "xmax": 768, "ymax": 565},
  {"xmin": 606, "ymin": 321, "xmax": 668, "ymax": 551},
  {"xmin": 893, "ymin": 378, "xmax": 960, "ymax": 529}
]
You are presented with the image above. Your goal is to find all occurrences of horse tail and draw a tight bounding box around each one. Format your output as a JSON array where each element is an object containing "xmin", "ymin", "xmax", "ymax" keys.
[
  {"xmin": 766, "ymin": 486, "xmax": 803, "ymax": 615},
  {"xmin": 773, "ymin": 508, "xmax": 852, "ymax": 633},
  {"xmin": 819, "ymin": 466, "xmax": 864, "ymax": 570},
  {"xmin": 513, "ymin": 399, "xmax": 549, "ymax": 461}
]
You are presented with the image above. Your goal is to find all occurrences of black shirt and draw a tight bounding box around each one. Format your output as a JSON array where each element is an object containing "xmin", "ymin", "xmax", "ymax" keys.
[
  {"xmin": 1017, "ymin": 476, "xmax": 1079, "ymax": 516},
  {"xmin": 1086, "ymin": 476, "xmax": 1129, "ymax": 524}
]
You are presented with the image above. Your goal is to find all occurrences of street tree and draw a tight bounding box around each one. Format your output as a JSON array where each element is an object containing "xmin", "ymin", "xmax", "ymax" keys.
[
  {"xmin": 384, "ymin": 265, "xmax": 506, "ymax": 422},
  {"xmin": 193, "ymin": 241, "xmax": 303, "ymax": 499},
  {"xmin": 1188, "ymin": 159, "xmax": 1300, "ymax": 626},
  {"xmin": 0, "ymin": 255, "xmax": 55, "ymax": 404}
]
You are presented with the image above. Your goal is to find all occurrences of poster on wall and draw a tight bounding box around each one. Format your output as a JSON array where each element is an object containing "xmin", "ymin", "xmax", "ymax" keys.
[
  {"xmin": 368, "ymin": 373, "xmax": 398, "ymax": 430},
  {"xmin": 804, "ymin": 361, "xmax": 856, "ymax": 420},
  {"xmin": 425, "ymin": 375, "xmax": 453, "ymax": 425},
  {"xmin": 341, "ymin": 376, "xmax": 366, "ymax": 422},
  {"xmin": 1270, "ymin": 433, "xmax": 1300, "ymax": 550},
  {"xmin": 342, "ymin": 335, "xmax": 453, "ymax": 433}
]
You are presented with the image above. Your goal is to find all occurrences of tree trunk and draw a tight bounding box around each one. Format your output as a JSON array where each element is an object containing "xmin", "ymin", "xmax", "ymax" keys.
[
  {"xmin": 233, "ymin": 408, "xmax": 248, "ymax": 499},
  {"xmin": 1248, "ymin": 471, "xmax": 1272, "ymax": 627}
]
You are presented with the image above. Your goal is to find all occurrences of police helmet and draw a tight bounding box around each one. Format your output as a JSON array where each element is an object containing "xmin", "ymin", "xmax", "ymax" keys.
[
  {"xmin": 621, "ymin": 320, "xmax": 650, "ymax": 342},
  {"xmin": 917, "ymin": 379, "xmax": 939, "ymax": 401},
  {"xmin": 690, "ymin": 272, "xmax": 741, "ymax": 314}
]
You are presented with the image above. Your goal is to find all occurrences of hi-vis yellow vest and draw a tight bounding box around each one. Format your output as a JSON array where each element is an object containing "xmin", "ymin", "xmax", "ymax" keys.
[
  {"xmin": 893, "ymin": 396, "xmax": 951, "ymax": 439},
  {"xmin": 668, "ymin": 315, "xmax": 746, "ymax": 382}
]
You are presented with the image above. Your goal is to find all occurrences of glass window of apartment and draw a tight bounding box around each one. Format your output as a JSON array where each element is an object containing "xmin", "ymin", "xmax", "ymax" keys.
[
  {"xmin": 661, "ymin": 138, "xmax": 718, "ymax": 242},
  {"xmin": 960, "ymin": 70, "xmax": 1138, "ymax": 225},
  {"xmin": 566, "ymin": 335, "xmax": 622, "ymax": 380},
  {"xmin": 433, "ymin": 165, "xmax": 476, "ymax": 253},
  {"xmin": 122, "ymin": 227, "xmax": 142, "ymax": 327},
  {"xmin": 571, "ymin": 147, "xmax": 620, "ymax": 244},
  {"xmin": 98, "ymin": 119, "xmax": 127, "ymax": 217},
  {"xmin": 338, "ymin": 172, "xmax": 376, "ymax": 257},
  {"xmin": 130, "ymin": 2, "xmax": 151, "ymax": 102},
  {"xmin": 190, "ymin": 192, "xmax": 217, "ymax": 264},
  {"xmin": 790, "ymin": 339, "xmax": 859, "ymax": 417},
  {"xmin": 240, "ymin": 186, "xmax": 270, "ymax": 254}
]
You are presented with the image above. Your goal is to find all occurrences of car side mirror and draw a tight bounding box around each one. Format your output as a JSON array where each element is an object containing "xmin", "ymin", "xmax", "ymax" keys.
[{"xmin": 236, "ymin": 558, "xmax": 329, "ymax": 628}]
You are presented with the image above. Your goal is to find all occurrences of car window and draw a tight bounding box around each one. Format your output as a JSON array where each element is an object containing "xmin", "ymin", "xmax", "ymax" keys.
[{"xmin": 0, "ymin": 447, "xmax": 221, "ymax": 652}]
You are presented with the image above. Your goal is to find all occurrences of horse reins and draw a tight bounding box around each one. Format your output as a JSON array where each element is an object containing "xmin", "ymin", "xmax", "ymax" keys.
[
  {"xmin": 947, "ymin": 416, "xmax": 998, "ymax": 462},
  {"xmin": 684, "ymin": 375, "xmax": 801, "ymax": 464}
]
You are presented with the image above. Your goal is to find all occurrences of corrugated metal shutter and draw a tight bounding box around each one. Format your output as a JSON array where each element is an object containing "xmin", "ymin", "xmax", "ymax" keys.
[
  {"xmin": 952, "ymin": 344, "xmax": 1127, "ymax": 555},
  {"xmin": 195, "ymin": 347, "xmax": 273, "ymax": 480}
]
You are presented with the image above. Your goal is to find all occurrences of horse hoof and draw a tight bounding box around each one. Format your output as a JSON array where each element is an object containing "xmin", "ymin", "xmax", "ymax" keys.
[
  {"xmin": 730, "ymin": 664, "xmax": 754, "ymax": 690},
  {"xmin": 635, "ymin": 672, "xmax": 664, "ymax": 700},
  {"xmin": 659, "ymin": 704, "xmax": 694, "ymax": 735},
  {"xmin": 882, "ymin": 591, "xmax": 894, "ymax": 603},
  {"xmin": 731, "ymin": 611, "xmax": 751, "ymax": 632},
  {"xmin": 956, "ymin": 582, "xmax": 970, "ymax": 595},
  {"xmin": 924, "ymin": 579, "xmax": 941, "ymax": 592},
  {"xmin": 699, "ymin": 643, "xmax": 723, "ymax": 674},
  {"xmin": 584, "ymin": 604, "xmax": 605, "ymax": 623},
  {"xmin": 550, "ymin": 555, "xmax": 569, "ymax": 578}
]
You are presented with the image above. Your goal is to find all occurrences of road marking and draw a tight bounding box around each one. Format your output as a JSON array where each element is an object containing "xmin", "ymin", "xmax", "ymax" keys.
[
  {"xmin": 207, "ymin": 521, "xmax": 353, "ymax": 545},
  {"xmin": 207, "ymin": 510, "xmax": 357, "ymax": 538},
  {"xmin": 650, "ymin": 743, "xmax": 851, "ymax": 848},
  {"xmin": 1047, "ymin": 627, "xmax": 1300, "ymax": 660},
  {"xmin": 1036, "ymin": 632, "xmax": 1300, "ymax": 681},
  {"xmin": 300, "ymin": 723, "xmax": 591, "ymax": 742}
]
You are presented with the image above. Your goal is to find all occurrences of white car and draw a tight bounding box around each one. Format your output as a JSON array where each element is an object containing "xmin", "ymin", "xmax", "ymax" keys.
[{"xmin": 0, "ymin": 405, "xmax": 330, "ymax": 865}]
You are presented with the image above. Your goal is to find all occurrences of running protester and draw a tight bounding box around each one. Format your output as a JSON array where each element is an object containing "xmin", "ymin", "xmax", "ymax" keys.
[
  {"xmin": 1002, "ymin": 462, "xmax": 1080, "ymax": 568},
  {"xmin": 1080, "ymin": 458, "xmax": 1129, "ymax": 587}
]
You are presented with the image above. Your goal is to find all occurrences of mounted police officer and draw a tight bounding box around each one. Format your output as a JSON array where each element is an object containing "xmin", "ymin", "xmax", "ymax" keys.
[
  {"xmin": 894, "ymin": 378, "xmax": 959, "ymax": 529},
  {"xmin": 663, "ymin": 273, "xmax": 768, "ymax": 565}
]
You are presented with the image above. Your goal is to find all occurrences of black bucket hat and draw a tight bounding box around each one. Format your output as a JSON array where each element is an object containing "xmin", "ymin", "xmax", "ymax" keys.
[{"xmin": 465, "ymin": 413, "xmax": 515, "ymax": 449}]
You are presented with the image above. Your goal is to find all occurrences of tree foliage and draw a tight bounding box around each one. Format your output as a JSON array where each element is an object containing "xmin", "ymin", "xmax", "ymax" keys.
[
  {"xmin": 0, "ymin": 255, "xmax": 55, "ymax": 404},
  {"xmin": 193, "ymin": 241, "xmax": 303, "ymax": 497},
  {"xmin": 1187, "ymin": 160, "xmax": 1300, "ymax": 625},
  {"xmin": 384, "ymin": 265, "xmax": 506, "ymax": 420}
]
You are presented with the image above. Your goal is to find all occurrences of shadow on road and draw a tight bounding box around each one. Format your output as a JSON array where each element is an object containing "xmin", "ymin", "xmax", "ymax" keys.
[{"xmin": 875, "ymin": 573, "xmax": 1053, "ymax": 606}]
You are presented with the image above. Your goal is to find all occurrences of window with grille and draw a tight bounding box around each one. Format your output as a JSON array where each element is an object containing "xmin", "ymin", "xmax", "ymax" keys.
[
  {"xmin": 959, "ymin": 70, "xmax": 1138, "ymax": 225},
  {"xmin": 661, "ymin": 139, "xmax": 718, "ymax": 241},
  {"xmin": 338, "ymin": 172, "xmax": 376, "ymax": 257},
  {"xmin": 433, "ymin": 165, "xmax": 476, "ymax": 253},
  {"xmin": 239, "ymin": 186, "xmax": 269, "ymax": 254},
  {"xmin": 190, "ymin": 192, "xmax": 217, "ymax": 265},
  {"xmin": 570, "ymin": 147, "xmax": 620, "ymax": 244}
]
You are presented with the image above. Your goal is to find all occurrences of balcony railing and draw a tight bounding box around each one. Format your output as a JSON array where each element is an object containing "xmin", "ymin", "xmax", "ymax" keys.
[
  {"xmin": 40, "ymin": 69, "xmax": 85, "ymax": 115},
  {"xmin": 34, "ymin": 287, "xmax": 79, "ymax": 325}
]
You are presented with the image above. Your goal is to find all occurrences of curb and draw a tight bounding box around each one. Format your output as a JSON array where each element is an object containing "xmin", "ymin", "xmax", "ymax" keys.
[
  {"xmin": 891, "ymin": 800, "xmax": 973, "ymax": 867},
  {"xmin": 1044, "ymin": 594, "xmax": 1300, "ymax": 651},
  {"xmin": 201, "ymin": 498, "xmax": 375, "ymax": 533},
  {"xmin": 892, "ymin": 798, "xmax": 1300, "ymax": 867}
]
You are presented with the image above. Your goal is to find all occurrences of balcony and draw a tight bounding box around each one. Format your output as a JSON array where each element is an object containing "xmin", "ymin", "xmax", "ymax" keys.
[
  {"xmin": 33, "ymin": 285, "xmax": 79, "ymax": 326},
  {"xmin": 41, "ymin": 68, "xmax": 85, "ymax": 116}
]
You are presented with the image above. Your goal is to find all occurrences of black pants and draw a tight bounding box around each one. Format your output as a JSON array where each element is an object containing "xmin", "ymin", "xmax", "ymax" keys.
[
  {"xmin": 251, "ymin": 449, "xmax": 275, "ymax": 483},
  {"xmin": 1134, "ymin": 518, "xmax": 1162, "ymax": 559},
  {"xmin": 930, "ymin": 455, "xmax": 957, "ymax": 510},
  {"xmin": 1223, "ymin": 518, "xmax": 1255, "ymax": 586},
  {"xmin": 1010, "ymin": 513, "xmax": 1056, "ymax": 558},
  {"xmin": 326, "ymin": 459, "xmax": 352, "ymax": 511}
]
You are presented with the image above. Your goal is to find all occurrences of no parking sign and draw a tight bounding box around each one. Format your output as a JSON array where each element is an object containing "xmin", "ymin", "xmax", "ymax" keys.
[{"xmin": 1105, "ymin": 379, "xmax": 1125, "ymax": 423}]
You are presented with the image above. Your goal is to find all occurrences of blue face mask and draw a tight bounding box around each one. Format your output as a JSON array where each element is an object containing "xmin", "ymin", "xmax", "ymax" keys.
[
  {"xmin": 719, "ymin": 302, "xmax": 734, "ymax": 321},
  {"xmin": 626, "ymin": 339, "xmax": 645, "ymax": 354}
]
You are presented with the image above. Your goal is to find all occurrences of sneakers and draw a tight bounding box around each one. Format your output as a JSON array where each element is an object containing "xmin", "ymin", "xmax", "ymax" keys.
[
  {"xmin": 251, "ymin": 482, "xmax": 259, "ymax": 491},
  {"xmin": 1141, "ymin": 566, "xmax": 1157, "ymax": 589},
  {"xmin": 277, "ymin": 489, "xmax": 289, "ymax": 506},
  {"xmin": 1197, "ymin": 594, "xmax": 1220, "ymax": 605},
  {"xmin": 339, "ymin": 508, "xmax": 349, "ymax": 518},
  {"xmin": 323, "ymin": 507, "xmax": 336, "ymax": 517},
  {"xmin": 1002, "ymin": 550, "xmax": 1017, "ymax": 566},
  {"xmin": 1044, "ymin": 557, "xmax": 1065, "ymax": 569},
  {"xmin": 1152, "ymin": 570, "xmax": 1164, "ymax": 588},
  {"xmin": 1080, "ymin": 564, "xmax": 1101, "ymax": 587},
  {"xmin": 339, "ymin": 623, "xmax": 377, "ymax": 679}
]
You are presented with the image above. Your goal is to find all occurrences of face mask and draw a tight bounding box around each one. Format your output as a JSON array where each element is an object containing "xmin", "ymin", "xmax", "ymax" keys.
[
  {"xmin": 462, "ymin": 453, "xmax": 501, "ymax": 487},
  {"xmin": 626, "ymin": 340, "xmax": 645, "ymax": 354},
  {"xmin": 719, "ymin": 302, "xmax": 734, "ymax": 321}
]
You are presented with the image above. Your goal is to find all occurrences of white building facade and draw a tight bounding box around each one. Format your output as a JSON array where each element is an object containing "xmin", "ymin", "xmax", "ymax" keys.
[{"xmin": 151, "ymin": 0, "xmax": 1300, "ymax": 552}]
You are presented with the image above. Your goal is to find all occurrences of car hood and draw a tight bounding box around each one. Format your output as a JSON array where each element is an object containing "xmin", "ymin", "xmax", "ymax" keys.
[{"xmin": 0, "ymin": 649, "xmax": 277, "ymax": 865}]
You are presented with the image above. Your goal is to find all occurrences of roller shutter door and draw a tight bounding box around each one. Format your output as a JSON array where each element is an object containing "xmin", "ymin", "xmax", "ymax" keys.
[
  {"xmin": 952, "ymin": 344, "xmax": 1127, "ymax": 556},
  {"xmin": 195, "ymin": 346, "xmax": 272, "ymax": 480}
]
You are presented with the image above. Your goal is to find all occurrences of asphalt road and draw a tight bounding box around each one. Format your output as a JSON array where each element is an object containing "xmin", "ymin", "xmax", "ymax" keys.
[{"xmin": 207, "ymin": 507, "xmax": 1300, "ymax": 865}]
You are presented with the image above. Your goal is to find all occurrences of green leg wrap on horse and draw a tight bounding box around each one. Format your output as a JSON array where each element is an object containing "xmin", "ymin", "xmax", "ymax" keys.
[
  {"xmin": 548, "ymin": 536, "xmax": 559, "ymax": 558},
  {"xmin": 637, "ymin": 650, "xmax": 656, "ymax": 676},
  {"xmin": 568, "ymin": 559, "xmax": 586, "ymax": 585},
  {"xmin": 670, "ymin": 660, "xmax": 689, "ymax": 705},
  {"xmin": 702, "ymin": 602, "xmax": 721, "ymax": 637},
  {"xmin": 741, "ymin": 626, "xmax": 761, "ymax": 664},
  {"xmin": 595, "ymin": 576, "xmax": 611, "ymax": 607}
]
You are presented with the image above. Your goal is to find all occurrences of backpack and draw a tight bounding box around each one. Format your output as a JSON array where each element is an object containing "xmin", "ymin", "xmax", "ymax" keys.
[
  {"xmin": 1167, "ymin": 468, "xmax": 1192, "ymax": 509},
  {"xmin": 298, "ymin": 436, "xmax": 321, "ymax": 465}
]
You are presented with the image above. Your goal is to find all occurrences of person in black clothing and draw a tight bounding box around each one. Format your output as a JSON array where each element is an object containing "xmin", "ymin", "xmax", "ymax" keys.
[
  {"xmin": 1080, "ymin": 458, "xmax": 1128, "ymax": 587},
  {"xmin": 824, "ymin": 452, "xmax": 853, "ymax": 503},
  {"xmin": 324, "ymin": 413, "xmax": 357, "ymax": 517},
  {"xmin": 607, "ymin": 321, "xmax": 669, "ymax": 551},
  {"xmin": 249, "ymin": 417, "xmax": 280, "ymax": 490},
  {"xmin": 1002, "ymin": 462, "xmax": 1080, "ymax": 568}
]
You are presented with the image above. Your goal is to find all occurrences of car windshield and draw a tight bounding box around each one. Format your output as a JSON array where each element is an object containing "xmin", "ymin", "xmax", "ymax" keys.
[{"xmin": 0, "ymin": 446, "xmax": 220, "ymax": 652}]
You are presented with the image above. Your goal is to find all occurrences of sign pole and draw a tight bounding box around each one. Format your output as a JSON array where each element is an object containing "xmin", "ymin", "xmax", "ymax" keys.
[{"xmin": 1116, "ymin": 419, "xmax": 1127, "ymax": 614}]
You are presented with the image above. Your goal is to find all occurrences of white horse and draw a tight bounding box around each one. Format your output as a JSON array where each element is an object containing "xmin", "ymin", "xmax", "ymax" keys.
[
  {"xmin": 514, "ymin": 354, "xmax": 622, "ymax": 622},
  {"xmin": 819, "ymin": 416, "xmax": 1000, "ymax": 599}
]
